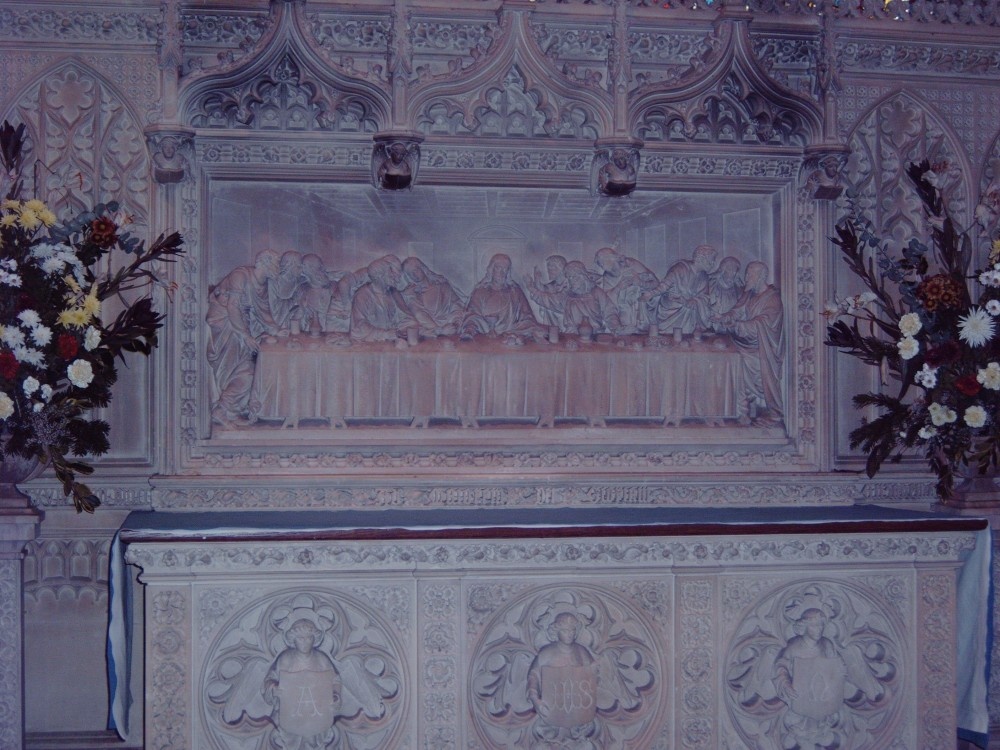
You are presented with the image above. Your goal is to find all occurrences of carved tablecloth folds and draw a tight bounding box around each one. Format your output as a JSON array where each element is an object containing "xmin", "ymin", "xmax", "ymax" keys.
[
  {"xmin": 252, "ymin": 333, "xmax": 740, "ymax": 428},
  {"xmin": 110, "ymin": 506, "xmax": 992, "ymax": 749}
]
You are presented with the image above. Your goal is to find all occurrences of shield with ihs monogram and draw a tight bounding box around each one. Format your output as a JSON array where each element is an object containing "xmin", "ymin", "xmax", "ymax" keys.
[
  {"xmin": 541, "ymin": 665, "xmax": 597, "ymax": 728},
  {"xmin": 276, "ymin": 668, "xmax": 339, "ymax": 737},
  {"xmin": 790, "ymin": 656, "xmax": 846, "ymax": 721}
]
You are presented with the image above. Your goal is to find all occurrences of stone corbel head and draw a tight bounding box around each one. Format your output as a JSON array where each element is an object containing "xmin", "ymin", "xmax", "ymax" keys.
[
  {"xmin": 372, "ymin": 133, "xmax": 422, "ymax": 190},
  {"xmin": 802, "ymin": 145, "xmax": 850, "ymax": 201},
  {"xmin": 592, "ymin": 140, "xmax": 641, "ymax": 198},
  {"xmin": 145, "ymin": 127, "xmax": 195, "ymax": 185}
]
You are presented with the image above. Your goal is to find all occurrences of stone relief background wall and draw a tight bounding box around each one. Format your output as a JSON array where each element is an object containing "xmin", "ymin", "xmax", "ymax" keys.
[{"xmin": 1, "ymin": 0, "xmax": 999, "ymax": 746}]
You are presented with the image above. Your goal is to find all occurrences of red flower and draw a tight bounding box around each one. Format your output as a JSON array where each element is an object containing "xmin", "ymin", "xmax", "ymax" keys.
[
  {"xmin": 57, "ymin": 333, "xmax": 79, "ymax": 360},
  {"xmin": 0, "ymin": 351, "xmax": 18, "ymax": 379},
  {"xmin": 955, "ymin": 374, "xmax": 982, "ymax": 396},
  {"xmin": 89, "ymin": 216, "xmax": 118, "ymax": 249},
  {"xmin": 925, "ymin": 341, "xmax": 961, "ymax": 367}
]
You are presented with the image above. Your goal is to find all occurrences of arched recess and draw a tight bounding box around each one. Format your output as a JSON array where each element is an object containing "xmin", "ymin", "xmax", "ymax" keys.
[
  {"xmin": 408, "ymin": 5, "xmax": 613, "ymax": 139},
  {"xmin": 178, "ymin": 1, "xmax": 391, "ymax": 134},
  {"xmin": 631, "ymin": 16, "xmax": 822, "ymax": 150},
  {"xmin": 2, "ymin": 59, "xmax": 150, "ymax": 230},
  {"xmin": 2, "ymin": 59, "xmax": 155, "ymax": 464},
  {"xmin": 846, "ymin": 90, "xmax": 973, "ymax": 252}
]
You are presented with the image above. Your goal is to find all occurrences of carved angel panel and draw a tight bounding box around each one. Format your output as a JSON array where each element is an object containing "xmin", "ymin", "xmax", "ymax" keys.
[
  {"xmin": 724, "ymin": 579, "xmax": 906, "ymax": 749},
  {"xmin": 200, "ymin": 589, "xmax": 407, "ymax": 749},
  {"xmin": 468, "ymin": 584, "xmax": 667, "ymax": 749}
]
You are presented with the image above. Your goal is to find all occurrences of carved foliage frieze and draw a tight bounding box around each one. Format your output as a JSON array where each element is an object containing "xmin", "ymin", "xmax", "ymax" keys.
[
  {"xmin": 201, "ymin": 589, "xmax": 407, "ymax": 749},
  {"xmin": 468, "ymin": 583, "xmax": 667, "ymax": 748},
  {"xmin": 0, "ymin": 6, "xmax": 159, "ymax": 43},
  {"xmin": 724, "ymin": 579, "xmax": 905, "ymax": 749}
]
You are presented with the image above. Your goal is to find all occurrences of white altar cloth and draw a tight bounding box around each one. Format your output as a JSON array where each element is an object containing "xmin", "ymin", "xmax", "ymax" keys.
[{"xmin": 108, "ymin": 504, "xmax": 991, "ymax": 745}]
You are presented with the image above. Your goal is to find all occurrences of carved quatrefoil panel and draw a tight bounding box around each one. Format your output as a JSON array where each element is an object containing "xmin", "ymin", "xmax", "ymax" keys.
[{"xmin": 200, "ymin": 589, "xmax": 407, "ymax": 750}]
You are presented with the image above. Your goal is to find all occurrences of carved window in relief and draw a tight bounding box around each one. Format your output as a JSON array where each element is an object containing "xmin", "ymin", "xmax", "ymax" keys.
[
  {"xmin": 724, "ymin": 580, "xmax": 904, "ymax": 749},
  {"xmin": 202, "ymin": 590, "xmax": 406, "ymax": 749},
  {"xmin": 468, "ymin": 585, "xmax": 667, "ymax": 749}
]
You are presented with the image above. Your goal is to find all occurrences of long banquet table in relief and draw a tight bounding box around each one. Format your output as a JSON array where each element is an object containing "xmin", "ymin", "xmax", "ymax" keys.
[{"xmin": 252, "ymin": 333, "xmax": 742, "ymax": 426}]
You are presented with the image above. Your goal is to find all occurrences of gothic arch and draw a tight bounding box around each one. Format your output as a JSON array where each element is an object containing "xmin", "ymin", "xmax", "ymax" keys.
[
  {"xmin": 846, "ymin": 90, "xmax": 973, "ymax": 247},
  {"xmin": 631, "ymin": 16, "xmax": 822, "ymax": 150},
  {"xmin": 2, "ymin": 58, "xmax": 150, "ymax": 227},
  {"xmin": 178, "ymin": 1, "xmax": 391, "ymax": 134},
  {"xmin": 408, "ymin": 5, "xmax": 613, "ymax": 139}
]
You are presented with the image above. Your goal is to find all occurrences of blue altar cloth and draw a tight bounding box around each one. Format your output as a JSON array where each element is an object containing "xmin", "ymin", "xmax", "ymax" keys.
[{"xmin": 107, "ymin": 504, "xmax": 991, "ymax": 744}]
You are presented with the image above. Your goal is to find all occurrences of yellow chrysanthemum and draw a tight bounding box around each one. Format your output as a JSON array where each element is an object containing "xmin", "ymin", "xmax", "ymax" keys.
[
  {"xmin": 991, "ymin": 239, "xmax": 1000, "ymax": 266},
  {"xmin": 0, "ymin": 214, "xmax": 17, "ymax": 228},
  {"xmin": 58, "ymin": 307, "xmax": 90, "ymax": 328},
  {"xmin": 23, "ymin": 198, "xmax": 47, "ymax": 213},
  {"xmin": 18, "ymin": 208, "xmax": 41, "ymax": 230},
  {"xmin": 1, "ymin": 199, "xmax": 21, "ymax": 211},
  {"xmin": 39, "ymin": 208, "xmax": 57, "ymax": 227},
  {"xmin": 64, "ymin": 275, "xmax": 81, "ymax": 293},
  {"xmin": 81, "ymin": 286, "xmax": 101, "ymax": 318}
]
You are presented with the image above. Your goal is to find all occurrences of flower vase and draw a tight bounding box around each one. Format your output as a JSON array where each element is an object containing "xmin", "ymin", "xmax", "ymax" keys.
[
  {"xmin": 0, "ymin": 452, "xmax": 44, "ymax": 510},
  {"xmin": 941, "ymin": 464, "xmax": 1000, "ymax": 509}
]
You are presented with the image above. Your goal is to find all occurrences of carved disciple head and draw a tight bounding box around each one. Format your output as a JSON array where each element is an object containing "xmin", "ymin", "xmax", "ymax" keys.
[
  {"xmin": 693, "ymin": 244, "xmax": 718, "ymax": 273},
  {"xmin": 594, "ymin": 247, "xmax": 621, "ymax": 274},
  {"xmin": 482, "ymin": 253, "xmax": 514, "ymax": 288},
  {"xmin": 564, "ymin": 261, "xmax": 594, "ymax": 296},
  {"xmin": 744, "ymin": 260, "xmax": 769, "ymax": 293}
]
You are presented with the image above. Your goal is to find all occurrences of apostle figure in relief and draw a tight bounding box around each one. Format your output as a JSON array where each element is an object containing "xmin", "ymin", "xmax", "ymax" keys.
[
  {"xmin": 263, "ymin": 618, "xmax": 342, "ymax": 749},
  {"xmin": 349, "ymin": 255, "xmax": 418, "ymax": 342},
  {"xmin": 206, "ymin": 249, "xmax": 280, "ymax": 427},
  {"xmin": 562, "ymin": 261, "xmax": 623, "ymax": 335},
  {"xmin": 400, "ymin": 256, "xmax": 466, "ymax": 337},
  {"xmin": 527, "ymin": 612, "xmax": 598, "ymax": 745},
  {"xmin": 269, "ymin": 250, "xmax": 305, "ymax": 332},
  {"xmin": 460, "ymin": 253, "xmax": 544, "ymax": 342},
  {"xmin": 708, "ymin": 255, "xmax": 744, "ymax": 331},
  {"xmin": 592, "ymin": 247, "xmax": 658, "ymax": 334},
  {"xmin": 717, "ymin": 260, "xmax": 785, "ymax": 426},
  {"xmin": 298, "ymin": 254, "xmax": 334, "ymax": 334},
  {"xmin": 646, "ymin": 244, "xmax": 717, "ymax": 336},
  {"xmin": 525, "ymin": 254, "xmax": 569, "ymax": 328}
]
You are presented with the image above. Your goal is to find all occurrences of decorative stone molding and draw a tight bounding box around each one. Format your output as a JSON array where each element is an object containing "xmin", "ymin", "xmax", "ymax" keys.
[{"xmin": 0, "ymin": 5, "xmax": 159, "ymax": 44}]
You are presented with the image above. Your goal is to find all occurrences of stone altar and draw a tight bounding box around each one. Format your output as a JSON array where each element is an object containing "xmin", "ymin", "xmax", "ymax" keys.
[{"xmin": 117, "ymin": 506, "xmax": 989, "ymax": 749}]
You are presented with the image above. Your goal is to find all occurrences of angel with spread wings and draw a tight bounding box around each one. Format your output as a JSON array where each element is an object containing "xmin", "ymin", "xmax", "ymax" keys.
[{"xmin": 372, "ymin": 140, "xmax": 420, "ymax": 190}]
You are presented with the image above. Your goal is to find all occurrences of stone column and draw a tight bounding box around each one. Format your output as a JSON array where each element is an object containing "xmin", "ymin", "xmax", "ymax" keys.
[{"xmin": 0, "ymin": 507, "xmax": 41, "ymax": 749}]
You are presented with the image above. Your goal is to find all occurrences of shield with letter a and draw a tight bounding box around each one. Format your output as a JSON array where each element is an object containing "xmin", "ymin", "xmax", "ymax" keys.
[
  {"xmin": 276, "ymin": 668, "xmax": 339, "ymax": 737},
  {"xmin": 790, "ymin": 656, "xmax": 846, "ymax": 721},
  {"xmin": 542, "ymin": 665, "xmax": 597, "ymax": 728}
]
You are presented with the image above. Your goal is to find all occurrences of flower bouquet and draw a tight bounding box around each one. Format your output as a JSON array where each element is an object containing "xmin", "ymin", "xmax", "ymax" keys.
[
  {"xmin": 825, "ymin": 160, "xmax": 1000, "ymax": 502},
  {"xmin": 0, "ymin": 120, "xmax": 184, "ymax": 512}
]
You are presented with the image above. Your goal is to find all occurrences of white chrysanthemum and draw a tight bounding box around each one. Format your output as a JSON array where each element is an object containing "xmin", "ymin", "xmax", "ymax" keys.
[
  {"xmin": 0, "ymin": 269, "xmax": 22, "ymax": 287},
  {"xmin": 899, "ymin": 312, "xmax": 922, "ymax": 337},
  {"xmin": 978, "ymin": 362, "xmax": 1000, "ymax": 390},
  {"xmin": 2, "ymin": 326, "xmax": 26, "ymax": 347},
  {"xmin": 958, "ymin": 308, "xmax": 996, "ymax": 347},
  {"xmin": 41, "ymin": 256, "xmax": 65, "ymax": 274},
  {"xmin": 915, "ymin": 363, "xmax": 939, "ymax": 388},
  {"xmin": 17, "ymin": 310, "xmax": 41, "ymax": 327},
  {"xmin": 0, "ymin": 391, "xmax": 13, "ymax": 420},
  {"xmin": 918, "ymin": 425, "xmax": 938, "ymax": 439},
  {"xmin": 40, "ymin": 384, "xmax": 52, "ymax": 402},
  {"xmin": 14, "ymin": 346, "xmax": 44, "ymax": 366},
  {"xmin": 67, "ymin": 359, "xmax": 94, "ymax": 388},
  {"xmin": 964, "ymin": 405, "xmax": 989, "ymax": 428},
  {"xmin": 84, "ymin": 326, "xmax": 101, "ymax": 351},
  {"xmin": 22, "ymin": 376, "xmax": 39, "ymax": 396},
  {"xmin": 928, "ymin": 402, "xmax": 958, "ymax": 426},
  {"xmin": 987, "ymin": 300, "xmax": 1000, "ymax": 316},
  {"xmin": 980, "ymin": 269, "xmax": 1000, "ymax": 288},
  {"xmin": 30, "ymin": 325, "xmax": 52, "ymax": 347},
  {"xmin": 897, "ymin": 336, "xmax": 919, "ymax": 360}
]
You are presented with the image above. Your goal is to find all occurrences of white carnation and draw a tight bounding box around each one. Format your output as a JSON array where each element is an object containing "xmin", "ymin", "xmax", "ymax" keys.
[
  {"xmin": 40, "ymin": 384, "xmax": 52, "ymax": 401},
  {"xmin": 84, "ymin": 326, "xmax": 101, "ymax": 351},
  {"xmin": 67, "ymin": 359, "xmax": 94, "ymax": 388},
  {"xmin": 22, "ymin": 376, "xmax": 39, "ymax": 396},
  {"xmin": 897, "ymin": 336, "xmax": 919, "ymax": 360},
  {"xmin": 964, "ymin": 405, "xmax": 988, "ymax": 429},
  {"xmin": 977, "ymin": 362, "xmax": 1000, "ymax": 390},
  {"xmin": 0, "ymin": 391, "xmax": 13, "ymax": 420},
  {"xmin": 898, "ymin": 312, "xmax": 922, "ymax": 337}
]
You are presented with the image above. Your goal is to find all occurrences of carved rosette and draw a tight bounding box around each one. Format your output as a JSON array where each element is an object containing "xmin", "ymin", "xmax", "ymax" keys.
[
  {"xmin": 724, "ymin": 579, "xmax": 905, "ymax": 749},
  {"xmin": 200, "ymin": 588, "xmax": 408, "ymax": 749},
  {"xmin": 148, "ymin": 588, "xmax": 191, "ymax": 750},
  {"xmin": 468, "ymin": 583, "xmax": 666, "ymax": 748},
  {"xmin": 420, "ymin": 581, "xmax": 460, "ymax": 745},
  {"xmin": 917, "ymin": 572, "xmax": 957, "ymax": 749}
]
